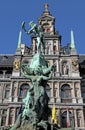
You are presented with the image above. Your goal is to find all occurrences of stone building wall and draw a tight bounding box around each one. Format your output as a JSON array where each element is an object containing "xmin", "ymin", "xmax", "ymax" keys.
[{"xmin": 0, "ymin": 4, "xmax": 85, "ymax": 130}]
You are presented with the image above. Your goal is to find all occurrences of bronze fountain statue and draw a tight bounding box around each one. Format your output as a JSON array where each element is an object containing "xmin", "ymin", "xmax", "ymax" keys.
[{"xmin": 9, "ymin": 21, "xmax": 59, "ymax": 130}]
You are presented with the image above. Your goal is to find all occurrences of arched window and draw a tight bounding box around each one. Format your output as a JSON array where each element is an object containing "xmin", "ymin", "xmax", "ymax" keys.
[
  {"xmin": 61, "ymin": 84, "xmax": 72, "ymax": 103},
  {"xmin": 61, "ymin": 111, "xmax": 74, "ymax": 128},
  {"xmin": 19, "ymin": 84, "xmax": 30, "ymax": 102}
]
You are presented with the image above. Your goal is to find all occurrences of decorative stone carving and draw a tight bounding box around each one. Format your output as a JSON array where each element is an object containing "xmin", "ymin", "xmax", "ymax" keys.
[
  {"xmin": 62, "ymin": 61, "xmax": 69, "ymax": 75},
  {"xmin": 72, "ymin": 59, "xmax": 79, "ymax": 71},
  {"xmin": 13, "ymin": 59, "xmax": 20, "ymax": 70}
]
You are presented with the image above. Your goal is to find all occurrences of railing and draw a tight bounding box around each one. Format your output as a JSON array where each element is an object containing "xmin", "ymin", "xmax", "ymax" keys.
[
  {"xmin": 18, "ymin": 97, "xmax": 25, "ymax": 102},
  {"xmin": 0, "ymin": 74, "xmax": 3, "ymax": 78},
  {"xmin": 61, "ymin": 98, "xmax": 72, "ymax": 103},
  {"xmin": 0, "ymin": 74, "xmax": 11, "ymax": 78},
  {"xmin": 5, "ymin": 74, "xmax": 11, "ymax": 78}
]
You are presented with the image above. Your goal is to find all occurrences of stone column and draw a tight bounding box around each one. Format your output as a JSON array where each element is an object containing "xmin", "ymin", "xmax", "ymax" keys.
[
  {"xmin": 50, "ymin": 40, "xmax": 53, "ymax": 54},
  {"xmin": 78, "ymin": 82, "xmax": 82, "ymax": 97},
  {"xmin": 81, "ymin": 109, "xmax": 85, "ymax": 127},
  {"xmin": 56, "ymin": 59, "xmax": 60, "ymax": 77},
  {"xmin": 14, "ymin": 81, "xmax": 19, "ymax": 102},
  {"xmin": 9, "ymin": 82, "xmax": 13, "ymax": 102},
  {"xmin": 0, "ymin": 84, "xmax": 2, "ymax": 103},
  {"xmin": 56, "ymin": 82, "xmax": 61, "ymax": 103},
  {"xmin": 56, "ymin": 60, "xmax": 58, "ymax": 72},
  {"xmin": 53, "ymin": 60, "xmax": 58, "ymax": 77},
  {"xmin": 0, "ymin": 110, "xmax": 2, "ymax": 126},
  {"xmin": 13, "ymin": 108, "xmax": 16, "ymax": 123},
  {"xmin": 50, "ymin": 82, "xmax": 54, "ymax": 103},
  {"xmin": 57, "ymin": 109, "xmax": 61, "ymax": 127},
  {"xmin": 71, "ymin": 82, "xmax": 76, "ymax": 103},
  {"xmin": 2, "ymin": 82, "xmax": 5, "ymax": 102},
  {"xmin": 77, "ymin": 82, "xmax": 83, "ymax": 103},
  {"xmin": 3, "ymin": 70, "xmax": 6, "ymax": 78},
  {"xmin": 74, "ymin": 109, "xmax": 78, "ymax": 128},
  {"xmin": 6, "ymin": 108, "xmax": 10, "ymax": 126}
]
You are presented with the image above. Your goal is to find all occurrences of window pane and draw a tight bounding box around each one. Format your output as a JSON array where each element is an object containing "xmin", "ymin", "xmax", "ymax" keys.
[
  {"xmin": 61, "ymin": 84, "xmax": 71, "ymax": 103},
  {"xmin": 19, "ymin": 84, "xmax": 30, "ymax": 101},
  {"xmin": 3, "ymin": 109, "xmax": 7, "ymax": 115},
  {"xmin": 9, "ymin": 116, "xmax": 13, "ymax": 125},
  {"xmin": 1, "ymin": 116, "xmax": 6, "ymax": 126},
  {"xmin": 19, "ymin": 90, "xmax": 24, "ymax": 97},
  {"xmin": 5, "ymin": 90, "xmax": 10, "ymax": 98},
  {"xmin": 9, "ymin": 108, "xmax": 14, "ymax": 125}
]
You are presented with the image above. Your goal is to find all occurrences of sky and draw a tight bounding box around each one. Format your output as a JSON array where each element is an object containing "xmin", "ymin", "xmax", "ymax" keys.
[{"xmin": 0, "ymin": 0, "xmax": 85, "ymax": 54}]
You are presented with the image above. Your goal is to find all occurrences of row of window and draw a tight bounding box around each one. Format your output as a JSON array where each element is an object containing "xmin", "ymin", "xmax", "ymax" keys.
[
  {"xmin": 0, "ymin": 108, "xmax": 20, "ymax": 126},
  {"xmin": 0, "ymin": 108, "xmax": 82, "ymax": 128},
  {"xmin": 0, "ymin": 83, "xmax": 82, "ymax": 103}
]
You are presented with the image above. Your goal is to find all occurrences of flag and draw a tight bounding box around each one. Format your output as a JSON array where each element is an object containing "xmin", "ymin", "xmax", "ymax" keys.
[
  {"xmin": 52, "ymin": 105, "xmax": 57, "ymax": 124},
  {"xmin": 66, "ymin": 107, "xmax": 70, "ymax": 128}
]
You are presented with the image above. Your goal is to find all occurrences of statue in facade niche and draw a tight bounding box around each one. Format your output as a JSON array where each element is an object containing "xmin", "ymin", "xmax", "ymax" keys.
[
  {"xmin": 22, "ymin": 21, "xmax": 45, "ymax": 53},
  {"xmin": 62, "ymin": 62, "xmax": 69, "ymax": 75}
]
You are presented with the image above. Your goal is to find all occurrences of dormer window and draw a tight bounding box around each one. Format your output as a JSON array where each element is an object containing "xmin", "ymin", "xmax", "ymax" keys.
[
  {"xmin": 47, "ymin": 28, "xmax": 50, "ymax": 32},
  {"xmin": 42, "ymin": 22, "xmax": 51, "ymax": 33}
]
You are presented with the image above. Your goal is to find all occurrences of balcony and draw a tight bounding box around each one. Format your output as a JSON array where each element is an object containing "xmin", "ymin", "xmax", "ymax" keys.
[
  {"xmin": 61, "ymin": 98, "xmax": 72, "ymax": 103},
  {"xmin": 0, "ymin": 74, "xmax": 11, "ymax": 78},
  {"xmin": 5, "ymin": 74, "xmax": 11, "ymax": 78}
]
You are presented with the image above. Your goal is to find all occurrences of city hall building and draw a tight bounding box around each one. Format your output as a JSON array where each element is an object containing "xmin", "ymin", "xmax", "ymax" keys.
[{"xmin": 0, "ymin": 4, "xmax": 85, "ymax": 130}]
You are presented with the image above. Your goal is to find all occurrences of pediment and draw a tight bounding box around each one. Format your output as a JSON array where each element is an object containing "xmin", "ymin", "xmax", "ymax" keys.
[{"xmin": 38, "ymin": 15, "xmax": 55, "ymax": 21}]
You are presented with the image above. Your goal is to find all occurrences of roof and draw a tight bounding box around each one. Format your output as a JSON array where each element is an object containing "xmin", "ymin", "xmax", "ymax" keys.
[
  {"xmin": 79, "ymin": 54, "xmax": 85, "ymax": 68},
  {"xmin": 0, "ymin": 54, "xmax": 14, "ymax": 67},
  {"xmin": 0, "ymin": 54, "xmax": 84, "ymax": 68},
  {"xmin": 79, "ymin": 54, "xmax": 85, "ymax": 63},
  {"xmin": 38, "ymin": 14, "xmax": 55, "ymax": 21}
]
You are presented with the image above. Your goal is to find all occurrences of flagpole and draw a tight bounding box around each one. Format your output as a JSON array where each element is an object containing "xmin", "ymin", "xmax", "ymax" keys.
[
  {"xmin": 66, "ymin": 106, "xmax": 68, "ymax": 128},
  {"xmin": 51, "ymin": 69, "xmax": 58, "ymax": 125}
]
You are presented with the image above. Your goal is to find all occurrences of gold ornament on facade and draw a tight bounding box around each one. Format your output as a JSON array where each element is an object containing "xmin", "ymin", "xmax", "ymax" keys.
[
  {"xmin": 13, "ymin": 59, "xmax": 20, "ymax": 70},
  {"xmin": 72, "ymin": 59, "xmax": 78, "ymax": 71}
]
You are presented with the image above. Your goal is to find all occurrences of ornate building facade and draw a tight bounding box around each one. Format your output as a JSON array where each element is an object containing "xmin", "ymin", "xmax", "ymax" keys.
[{"xmin": 0, "ymin": 4, "xmax": 85, "ymax": 130}]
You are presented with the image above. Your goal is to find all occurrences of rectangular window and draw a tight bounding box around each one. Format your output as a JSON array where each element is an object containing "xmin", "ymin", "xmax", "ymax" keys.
[
  {"xmin": 15, "ymin": 108, "xmax": 20, "ymax": 120},
  {"xmin": 77, "ymin": 110, "xmax": 81, "ymax": 127},
  {"xmin": 77, "ymin": 118, "xmax": 81, "ymax": 127},
  {"xmin": 1, "ymin": 116, "xmax": 6, "ymax": 126},
  {"xmin": 5, "ymin": 89, "xmax": 10, "ymax": 99},
  {"xmin": 5, "ymin": 84, "xmax": 10, "ymax": 99},
  {"xmin": 3, "ymin": 109, "xmax": 7, "ymax": 115},
  {"xmin": 1, "ymin": 109, "xmax": 7, "ymax": 126}
]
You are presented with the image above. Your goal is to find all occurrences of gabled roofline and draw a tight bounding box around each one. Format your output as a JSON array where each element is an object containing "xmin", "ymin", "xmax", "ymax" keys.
[{"xmin": 38, "ymin": 14, "xmax": 55, "ymax": 21}]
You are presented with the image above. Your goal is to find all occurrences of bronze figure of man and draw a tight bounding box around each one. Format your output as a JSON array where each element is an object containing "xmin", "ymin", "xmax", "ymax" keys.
[{"xmin": 22, "ymin": 21, "xmax": 45, "ymax": 53}]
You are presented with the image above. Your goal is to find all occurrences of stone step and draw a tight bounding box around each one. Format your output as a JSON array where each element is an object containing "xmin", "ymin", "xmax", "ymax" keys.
[{"xmin": 59, "ymin": 128, "xmax": 74, "ymax": 130}]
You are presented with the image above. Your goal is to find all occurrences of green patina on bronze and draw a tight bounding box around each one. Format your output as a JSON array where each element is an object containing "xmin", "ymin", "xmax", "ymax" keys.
[
  {"xmin": 9, "ymin": 21, "xmax": 73, "ymax": 130},
  {"xmin": 71, "ymin": 30, "xmax": 75, "ymax": 49},
  {"xmin": 22, "ymin": 21, "xmax": 45, "ymax": 53}
]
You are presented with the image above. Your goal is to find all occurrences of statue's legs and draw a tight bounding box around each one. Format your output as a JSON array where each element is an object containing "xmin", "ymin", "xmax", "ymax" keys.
[
  {"xmin": 37, "ymin": 37, "xmax": 41, "ymax": 53},
  {"xmin": 41, "ymin": 38, "xmax": 45, "ymax": 54}
]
